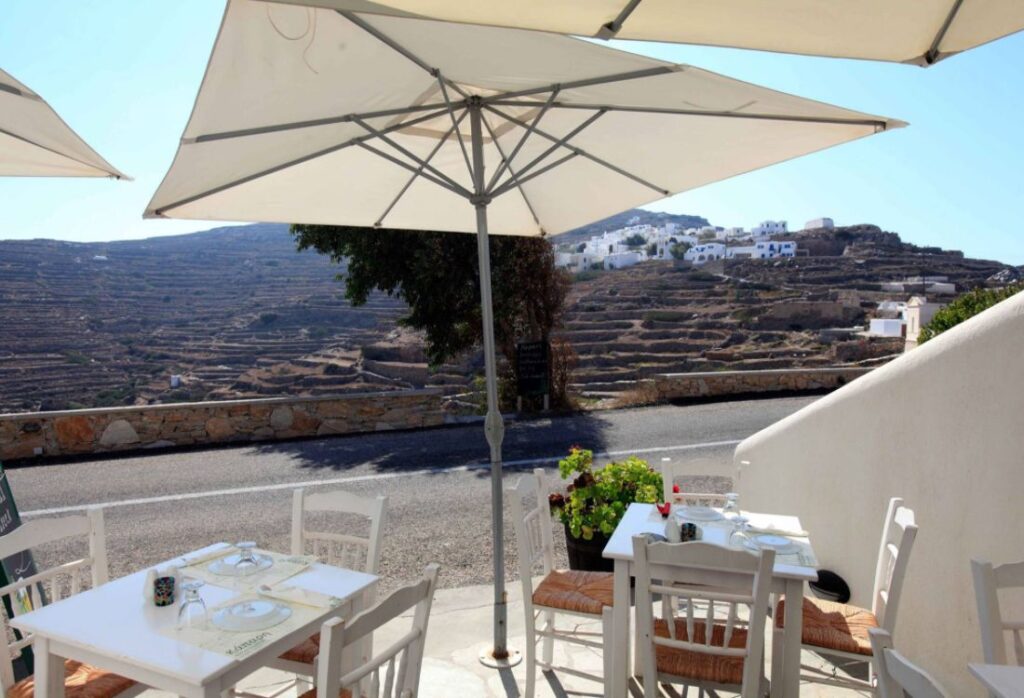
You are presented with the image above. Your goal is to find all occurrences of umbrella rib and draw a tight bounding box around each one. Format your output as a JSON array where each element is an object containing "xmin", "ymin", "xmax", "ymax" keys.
[
  {"xmin": 490, "ymin": 152, "xmax": 579, "ymax": 200},
  {"xmin": 925, "ymin": 0, "xmax": 966, "ymax": 64},
  {"xmin": 0, "ymin": 82, "xmax": 40, "ymax": 100},
  {"xmin": 481, "ymin": 66, "xmax": 675, "ymax": 104},
  {"xmin": 151, "ymin": 106, "xmax": 457, "ymax": 215},
  {"xmin": 0, "ymin": 126, "xmax": 121, "ymax": 178},
  {"xmin": 489, "ymin": 100, "xmax": 891, "ymax": 130},
  {"xmin": 436, "ymin": 74, "xmax": 474, "ymax": 180},
  {"xmin": 479, "ymin": 111, "xmax": 542, "ymax": 231},
  {"xmin": 488, "ymin": 109, "xmax": 607, "ymax": 195},
  {"xmin": 485, "ymin": 104, "xmax": 669, "ymax": 196},
  {"xmin": 185, "ymin": 102, "xmax": 452, "ymax": 144},
  {"xmin": 338, "ymin": 10, "xmax": 470, "ymax": 99},
  {"xmin": 375, "ymin": 109, "xmax": 468, "ymax": 227},
  {"xmin": 595, "ymin": 0, "xmax": 644, "ymax": 40},
  {"xmin": 485, "ymin": 88, "xmax": 559, "ymax": 194},
  {"xmin": 357, "ymin": 141, "xmax": 472, "ymax": 199},
  {"xmin": 351, "ymin": 116, "xmax": 469, "ymax": 194}
]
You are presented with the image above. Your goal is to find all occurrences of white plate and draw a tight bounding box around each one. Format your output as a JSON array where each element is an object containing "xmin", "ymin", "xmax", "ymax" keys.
[
  {"xmin": 675, "ymin": 506, "xmax": 724, "ymax": 522},
  {"xmin": 211, "ymin": 600, "xmax": 292, "ymax": 632},
  {"xmin": 743, "ymin": 534, "xmax": 798, "ymax": 554},
  {"xmin": 208, "ymin": 553, "xmax": 274, "ymax": 577}
]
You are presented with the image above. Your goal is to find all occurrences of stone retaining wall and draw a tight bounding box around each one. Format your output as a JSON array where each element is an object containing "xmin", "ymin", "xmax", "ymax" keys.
[
  {"xmin": 0, "ymin": 389, "xmax": 444, "ymax": 462},
  {"xmin": 653, "ymin": 367, "xmax": 873, "ymax": 401}
]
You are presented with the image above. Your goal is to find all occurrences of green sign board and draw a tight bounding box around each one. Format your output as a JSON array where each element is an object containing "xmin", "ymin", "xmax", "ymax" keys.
[
  {"xmin": 516, "ymin": 340, "xmax": 550, "ymax": 398},
  {"xmin": 0, "ymin": 464, "xmax": 40, "ymax": 677}
]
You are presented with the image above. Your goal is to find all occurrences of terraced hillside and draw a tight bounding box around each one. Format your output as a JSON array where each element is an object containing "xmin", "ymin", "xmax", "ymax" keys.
[
  {"xmin": 0, "ymin": 224, "xmax": 433, "ymax": 412},
  {"xmin": 561, "ymin": 250, "xmax": 1011, "ymax": 399}
]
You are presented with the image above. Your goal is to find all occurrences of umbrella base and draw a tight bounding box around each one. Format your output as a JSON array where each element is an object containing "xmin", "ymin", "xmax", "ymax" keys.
[{"xmin": 478, "ymin": 647, "xmax": 523, "ymax": 669}]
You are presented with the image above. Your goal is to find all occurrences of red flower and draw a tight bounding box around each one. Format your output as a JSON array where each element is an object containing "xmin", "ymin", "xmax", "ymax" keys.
[
  {"xmin": 672, "ymin": 484, "xmax": 680, "ymax": 494},
  {"xmin": 656, "ymin": 502, "xmax": 672, "ymax": 518}
]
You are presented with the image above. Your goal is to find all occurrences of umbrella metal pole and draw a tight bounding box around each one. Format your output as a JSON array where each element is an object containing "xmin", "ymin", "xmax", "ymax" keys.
[{"xmin": 469, "ymin": 99, "xmax": 521, "ymax": 669}]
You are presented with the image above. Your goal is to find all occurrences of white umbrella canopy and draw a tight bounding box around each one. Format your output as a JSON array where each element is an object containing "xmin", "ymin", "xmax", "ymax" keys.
[
  {"xmin": 272, "ymin": 0, "xmax": 1024, "ymax": 66},
  {"xmin": 0, "ymin": 68, "xmax": 126, "ymax": 178},
  {"xmin": 147, "ymin": 0, "xmax": 903, "ymax": 660}
]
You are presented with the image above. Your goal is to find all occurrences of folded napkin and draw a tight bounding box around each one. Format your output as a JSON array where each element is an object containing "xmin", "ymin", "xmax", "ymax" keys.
[
  {"xmin": 747, "ymin": 524, "xmax": 809, "ymax": 538},
  {"xmin": 258, "ymin": 584, "xmax": 341, "ymax": 609},
  {"xmin": 177, "ymin": 542, "xmax": 233, "ymax": 567}
]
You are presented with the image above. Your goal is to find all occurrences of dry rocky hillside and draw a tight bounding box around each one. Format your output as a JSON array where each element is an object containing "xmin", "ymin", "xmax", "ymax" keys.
[{"xmin": 0, "ymin": 219, "xmax": 1016, "ymax": 413}]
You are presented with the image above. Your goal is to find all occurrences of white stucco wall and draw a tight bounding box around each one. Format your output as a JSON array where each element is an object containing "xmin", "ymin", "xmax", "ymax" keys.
[{"xmin": 734, "ymin": 291, "xmax": 1024, "ymax": 696}]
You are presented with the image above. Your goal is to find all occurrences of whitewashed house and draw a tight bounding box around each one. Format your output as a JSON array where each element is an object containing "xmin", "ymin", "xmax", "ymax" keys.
[
  {"xmin": 555, "ymin": 251, "xmax": 604, "ymax": 272},
  {"xmin": 752, "ymin": 220, "xmax": 787, "ymax": 237},
  {"xmin": 868, "ymin": 318, "xmax": 905, "ymax": 337},
  {"xmin": 804, "ymin": 217, "xmax": 835, "ymax": 230},
  {"xmin": 904, "ymin": 296, "xmax": 945, "ymax": 349},
  {"xmin": 684, "ymin": 242, "xmax": 726, "ymax": 264},
  {"xmin": 604, "ymin": 251, "xmax": 643, "ymax": 269},
  {"xmin": 725, "ymin": 240, "xmax": 797, "ymax": 260}
]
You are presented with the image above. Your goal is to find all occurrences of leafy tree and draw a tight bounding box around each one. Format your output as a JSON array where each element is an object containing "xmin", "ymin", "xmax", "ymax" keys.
[
  {"xmin": 623, "ymin": 233, "xmax": 647, "ymax": 248},
  {"xmin": 576, "ymin": 242, "xmax": 586, "ymax": 253},
  {"xmin": 292, "ymin": 224, "xmax": 573, "ymax": 404},
  {"xmin": 646, "ymin": 242, "xmax": 658, "ymax": 258},
  {"xmin": 919, "ymin": 283, "xmax": 1023, "ymax": 344},
  {"xmin": 669, "ymin": 242, "xmax": 691, "ymax": 260}
]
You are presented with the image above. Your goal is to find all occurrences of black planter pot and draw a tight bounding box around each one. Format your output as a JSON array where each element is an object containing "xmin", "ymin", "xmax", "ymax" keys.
[{"xmin": 563, "ymin": 522, "xmax": 613, "ymax": 572}]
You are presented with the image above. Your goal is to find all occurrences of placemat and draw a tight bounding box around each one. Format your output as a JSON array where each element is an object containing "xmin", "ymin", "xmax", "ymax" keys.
[
  {"xmin": 160, "ymin": 593, "xmax": 322, "ymax": 660},
  {"xmin": 179, "ymin": 548, "xmax": 317, "ymax": 591}
]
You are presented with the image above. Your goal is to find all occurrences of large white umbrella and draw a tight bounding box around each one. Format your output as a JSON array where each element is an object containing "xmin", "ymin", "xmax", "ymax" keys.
[
  {"xmin": 146, "ymin": 0, "xmax": 903, "ymax": 661},
  {"xmin": 0, "ymin": 68, "xmax": 126, "ymax": 178},
  {"xmin": 275, "ymin": 0, "xmax": 1024, "ymax": 66}
]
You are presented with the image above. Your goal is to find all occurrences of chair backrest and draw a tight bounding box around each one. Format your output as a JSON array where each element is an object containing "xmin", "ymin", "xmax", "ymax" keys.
[
  {"xmin": 971, "ymin": 558, "xmax": 1024, "ymax": 665},
  {"xmin": 291, "ymin": 488, "xmax": 387, "ymax": 574},
  {"xmin": 0, "ymin": 508, "xmax": 108, "ymax": 692},
  {"xmin": 316, "ymin": 563, "xmax": 440, "ymax": 698},
  {"xmin": 869, "ymin": 628, "xmax": 951, "ymax": 698},
  {"xmin": 632, "ymin": 537, "xmax": 774, "ymax": 696},
  {"xmin": 509, "ymin": 469, "xmax": 556, "ymax": 589},
  {"xmin": 871, "ymin": 497, "xmax": 918, "ymax": 633},
  {"xmin": 659, "ymin": 457, "xmax": 728, "ymax": 507}
]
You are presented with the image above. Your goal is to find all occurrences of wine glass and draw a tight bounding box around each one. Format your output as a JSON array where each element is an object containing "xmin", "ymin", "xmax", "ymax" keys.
[
  {"xmin": 233, "ymin": 541, "xmax": 260, "ymax": 574},
  {"xmin": 177, "ymin": 580, "xmax": 207, "ymax": 630}
]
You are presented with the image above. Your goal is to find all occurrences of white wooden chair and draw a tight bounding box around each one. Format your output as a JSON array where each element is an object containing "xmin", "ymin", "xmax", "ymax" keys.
[
  {"xmin": 774, "ymin": 497, "xmax": 918, "ymax": 690},
  {"xmin": 273, "ymin": 488, "xmax": 388, "ymax": 676},
  {"xmin": 971, "ymin": 557, "xmax": 1024, "ymax": 665},
  {"xmin": 869, "ymin": 628, "xmax": 951, "ymax": 698},
  {"xmin": 301, "ymin": 563, "xmax": 439, "ymax": 698},
  {"xmin": 632, "ymin": 536, "xmax": 774, "ymax": 698},
  {"xmin": 509, "ymin": 469, "xmax": 613, "ymax": 698},
  {"xmin": 0, "ymin": 508, "xmax": 143, "ymax": 698},
  {"xmin": 659, "ymin": 457, "xmax": 728, "ymax": 507}
]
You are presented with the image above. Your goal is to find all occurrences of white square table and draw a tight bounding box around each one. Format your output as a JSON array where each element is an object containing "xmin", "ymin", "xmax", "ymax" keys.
[
  {"xmin": 970, "ymin": 663, "xmax": 1024, "ymax": 697},
  {"xmin": 603, "ymin": 503, "xmax": 818, "ymax": 697},
  {"xmin": 10, "ymin": 544, "xmax": 378, "ymax": 698}
]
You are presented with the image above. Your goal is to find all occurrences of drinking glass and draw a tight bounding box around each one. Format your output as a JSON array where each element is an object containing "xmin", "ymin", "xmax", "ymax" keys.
[
  {"xmin": 177, "ymin": 580, "xmax": 207, "ymax": 630},
  {"xmin": 730, "ymin": 514, "xmax": 751, "ymax": 547},
  {"xmin": 234, "ymin": 541, "xmax": 260, "ymax": 574},
  {"xmin": 723, "ymin": 492, "xmax": 740, "ymax": 518}
]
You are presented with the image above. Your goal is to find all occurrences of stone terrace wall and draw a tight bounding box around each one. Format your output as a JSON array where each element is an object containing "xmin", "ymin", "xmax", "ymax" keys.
[
  {"xmin": 0, "ymin": 389, "xmax": 443, "ymax": 462},
  {"xmin": 653, "ymin": 367, "xmax": 872, "ymax": 401}
]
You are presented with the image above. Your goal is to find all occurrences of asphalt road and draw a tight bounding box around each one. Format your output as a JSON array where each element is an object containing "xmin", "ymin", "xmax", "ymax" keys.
[{"xmin": 5, "ymin": 396, "xmax": 816, "ymax": 591}]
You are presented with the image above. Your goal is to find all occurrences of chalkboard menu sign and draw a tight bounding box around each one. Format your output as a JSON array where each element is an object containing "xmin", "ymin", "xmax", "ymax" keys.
[
  {"xmin": 0, "ymin": 465, "xmax": 40, "ymax": 676},
  {"xmin": 516, "ymin": 340, "xmax": 550, "ymax": 398}
]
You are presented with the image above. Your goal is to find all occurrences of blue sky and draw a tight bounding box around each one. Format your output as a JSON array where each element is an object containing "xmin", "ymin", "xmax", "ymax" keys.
[{"xmin": 2, "ymin": 1, "xmax": 1022, "ymax": 264}]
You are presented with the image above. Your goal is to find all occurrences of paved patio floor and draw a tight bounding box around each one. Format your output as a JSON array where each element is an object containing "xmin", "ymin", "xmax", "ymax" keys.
[{"xmin": 145, "ymin": 580, "xmax": 872, "ymax": 697}]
